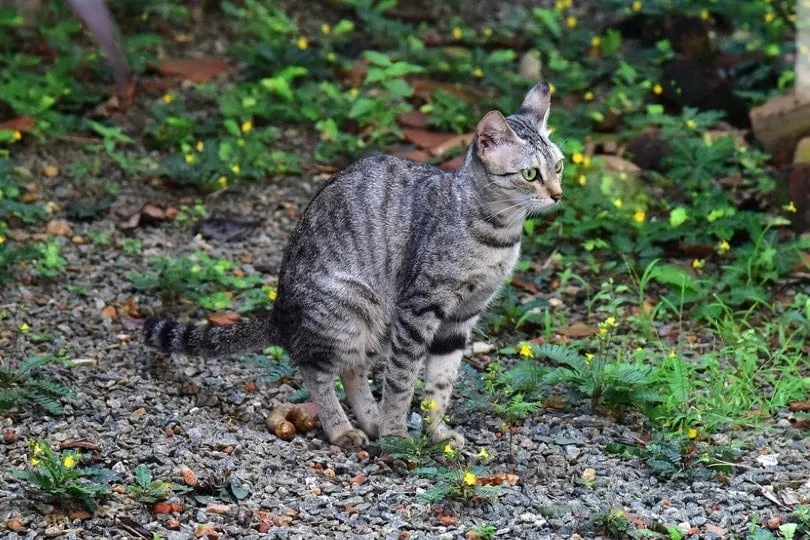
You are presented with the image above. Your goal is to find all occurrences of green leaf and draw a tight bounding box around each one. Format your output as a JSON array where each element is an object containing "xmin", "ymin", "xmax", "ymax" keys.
[
  {"xmin": 669, "ymin": 207, "xmax": 688, "ymax": 228},
  {"xmin": 134, "ymin": 465, "xmax": 151, "ymax": 488},
  {"xmin": 363, "ymin": 50, "xmax": 391, "ymax": 67},
  {"xmin": 348, "ymin": 97, "xmax": 376, "ymax": 119}
]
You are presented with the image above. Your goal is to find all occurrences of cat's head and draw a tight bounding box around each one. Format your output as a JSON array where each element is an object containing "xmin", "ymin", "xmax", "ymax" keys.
[{"xmin": 472, "ymin": 82, "xmax": 564, "ymax": 214}]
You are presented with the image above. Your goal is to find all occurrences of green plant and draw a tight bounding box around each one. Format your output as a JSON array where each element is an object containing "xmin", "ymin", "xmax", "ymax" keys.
[
  {"xmin": 35, "ymin": 240, "xmax": 67, "ymax": 279},
  {"xmin": 416, "ymin": 465, "xmax": 499, "ymax": 504},
  {"xmin": 13, "ymin": 439, "xmax": 111, "ymax": 511},
  {"xmin": 127, "ymin": 465, "xmax": 191, "ymax": 504},
  {"xmin": 0, "ymin": 356, "xmax": 72, "ymax": 415},
  {"xmin": 372, "ymin": 435, "xmax": 444, "ymax": 467},
  {"xmin": 469, "ymin": 523, "xmax": 498, "ymax": 540}
]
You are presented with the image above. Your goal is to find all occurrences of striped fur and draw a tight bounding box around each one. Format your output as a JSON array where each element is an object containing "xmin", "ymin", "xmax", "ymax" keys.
[{"xmin": 143, "ymin": 83, "xmax": 564, "ymax": 449}]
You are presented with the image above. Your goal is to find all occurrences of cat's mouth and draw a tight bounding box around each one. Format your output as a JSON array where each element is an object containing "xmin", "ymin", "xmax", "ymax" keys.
[{"xmin": 527, "ymin": 199, "xmax": 562, "ymax": 216}]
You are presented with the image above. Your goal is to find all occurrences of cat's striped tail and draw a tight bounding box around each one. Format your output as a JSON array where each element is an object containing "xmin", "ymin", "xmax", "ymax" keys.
[{"xmin": 143, "ymin": 315, "xmax": 279, "ymax": 358}]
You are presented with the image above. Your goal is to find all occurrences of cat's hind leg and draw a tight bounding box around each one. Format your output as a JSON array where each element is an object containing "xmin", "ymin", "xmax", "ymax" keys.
[
  {"xmin": 300, "ymin": 363, "xmax": 369, "ymax": 447},
  {"xmin": 341, "ymin": 364, "xmax": 379, "ymax": 439}
]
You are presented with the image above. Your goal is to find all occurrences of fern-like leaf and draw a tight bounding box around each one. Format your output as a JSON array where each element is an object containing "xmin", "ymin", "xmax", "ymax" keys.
[{"xmin": 534, "ymin": 344, "xmax": 586, "ymax": 371}]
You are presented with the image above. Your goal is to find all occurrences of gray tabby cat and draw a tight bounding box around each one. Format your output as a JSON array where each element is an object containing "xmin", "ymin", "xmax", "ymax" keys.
[{"xmin": 144, "ymin": 82, "xmax": 564, "ymax": 449}]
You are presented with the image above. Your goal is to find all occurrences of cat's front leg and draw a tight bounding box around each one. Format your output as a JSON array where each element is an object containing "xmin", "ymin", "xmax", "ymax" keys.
[
  {"xmin": 421, "ymin": 315, "xmax": 478, "ymax": 448},
  {"xmin": 379, "ymin": 309, "xmax": 441, "ymax": 438}
]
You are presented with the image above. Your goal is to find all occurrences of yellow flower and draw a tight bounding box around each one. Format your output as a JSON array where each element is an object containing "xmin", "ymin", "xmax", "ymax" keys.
[
  {"xmin": 444, "ymin": 444, "xmax": 457, "ymax": 458},
  {"xmin": 0, "ymin": 236, "xmax": 4, "ymax": 245},
  {"xmin": 472, "ymin": 67, "xmax": 484, "ymax": 78},
  {"xmin": 421, "ymin": 399, "xmax": 438, "ymax": 412},
  {"xmin": 33, "ymin": 442, "xmax": 43, "ymax": 455},
  {"xmin": 30, "ymin": 458, "xmax": 40, "ymax": 467},
  {"xmin": 578, "ymin": 174, "xmax": 587, "ymax": 186},
  {"xmin": 321, "ymin": 23, "xmax": 331, "ymax": 35},
  {"xmin": 267, "ymin": 288, "xmax": 278, "ymax": 301},
  {"xmin": 687, "ymin": 427, "xmax": 698, "ymax": 439},
  {"xmin": 633, "ymin": 210, "xmax": 645, "ymax": 223},
  {"xmin": 572, "ymin": 152, "xmax": 584, "ymax": 164},
  {"xmin": 231, "ymin": 164, "xmax": 240, "ymax": 174},
  {"xmin": 483, "ymin": 27, "xmax": 493, "ymax": 37},
  {"xmin": 566, "ymin": 16, "xmax": 577, "ymax": 28},
  {"xmin": 162, "ymin": 93, "xmax": 175, "ymax": 104},
  {"xmin": 692, "ymin": 259, "xmax": 705, "ymax": 269},
  {"xmin": 476, "ymin": 447, "xmax": 489, "ymax": 459},
  {"xmin": 349, "ymin": 87, "xmax": 359, "ymax": 98},
  {"xmin": 555, "ymin": 1, "xmax": 565, "ymax": 11},
  {"xmin": 12, "ymin": 130, "xmax": 22, "ymax": 141},
  {"xmin": 585, "ymin": 353, "xmax": 594, "ymax": 363},
  {"xmin": 584, "ymin": 91, "xmax": 594, "ymax": 101},
  {"xmin": 784, "ymin": 201, "xmax": 797, "ymax": 213},
  {"xmin": 217, "ymin": 176, "xmax": 228, "ymax": 189},
  {"xmin": 652, "ymin": 84, "xmax": 663, "ymax": 95},
  {"xmin": 184, "ymin": 154, "xmax": 195, "ymax": 164},
  {"xmin": 549, "ymin": 83, "xmax": 556, "ymax": 94},
  {"xmin": 564, "ymin": 0, "xmax": 572, "ymax": 7},
  {"xmin": 241, "ymin": 120, "xmax": 253, "ymax": 133},
  {"xmin": 686, "ymin": 119, "xmax": 697, "ymax": 129},
  {"xmin": 62, "ymin": 455, "xmax": 76, "ymax": 469},
  {"xmin": 591, "ymin": 36, "xmax": 601, "ymax": 48},
  {"xmin": 604, "ymin": 316, "xmax": 617, "ymax": 328},
  {"xmin": 195, "ymin": 141, "xmax": 204, "ymax": 152},
  {"xmin": 463, "ymin": 471, "xmax": 476, "ymax": 486},
  {"xmin": 613, "ymin": 198, "xmax": 623, "ymax": 208},
  {"xmin": 296, "ymin": 37, "xmax": 309, "ymax": 50},
  {"xmin": 717, "ymin": 239, "xmax": 730, "ymax": 254},
  {"xmin": 764, "ymin": 12, "xmax": 775, "ymax": 23},
  {"xmin": 700, "ymin": 9, "xmax": 709, "ymax": 20},
  {"xmin": 582, "ymin": 155, "xmax": 591, "ymax": 167},
  {"xmin": 668, "ymin": 350, "xmax": 677, "ymax": 359},
  {"xmin": 631, "ymin": 1, "xmax": 642, "ymax": 12},
  {"xmin": 598, "ymin": 326, "xmax": 608, "ymax": 337},
  {"xmin": 518, "ymin": 343, "xmax": 533, "ymax": 358},
  {"xmin": 19, "ymin": 322, "xmax": 29, "ymax": 333},
  {"xmin": 452, "ymin": 27, "xmax": 462, "ymax": 40}
]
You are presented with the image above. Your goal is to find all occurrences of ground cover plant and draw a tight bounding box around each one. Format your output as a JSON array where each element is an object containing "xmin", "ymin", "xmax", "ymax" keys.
[{"xmin": 0, "ymin": 0, "xmax": 808, "ymax": 537}]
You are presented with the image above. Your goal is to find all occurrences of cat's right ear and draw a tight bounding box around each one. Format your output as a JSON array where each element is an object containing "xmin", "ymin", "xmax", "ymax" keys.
[{"xmin": 475, "ymin": 111, "xmax": 519, "ymax": 157}]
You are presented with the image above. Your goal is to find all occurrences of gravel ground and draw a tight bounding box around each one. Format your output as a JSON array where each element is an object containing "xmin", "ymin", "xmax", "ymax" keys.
[{"xmin": 0, "ymin": 140, "xmax": 808, "ymax": 540}]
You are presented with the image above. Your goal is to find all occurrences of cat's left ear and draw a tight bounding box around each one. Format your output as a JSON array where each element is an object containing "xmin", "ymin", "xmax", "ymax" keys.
[{"xmin": 519, "ymin": 82, "xmax": 551, "ymax": 131}]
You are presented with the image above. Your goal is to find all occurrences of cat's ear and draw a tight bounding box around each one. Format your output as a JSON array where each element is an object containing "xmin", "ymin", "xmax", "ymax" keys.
[
  {"xmin": 520, "ymin": 82, "xmax": 551, "ymax": 130},
  {"xmin": 475, "ymin": 111, "xmax": 520, "ymax": 156}
]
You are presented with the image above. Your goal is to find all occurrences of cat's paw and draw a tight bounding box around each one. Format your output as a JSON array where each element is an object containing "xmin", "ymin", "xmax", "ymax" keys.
[
  {"xmin": 333, "ymin": 428, "xmax": 369, "ymax": 448},
  {"xmin": 428, "ymin": 426, "xmax": 465, "ymax": 449}
]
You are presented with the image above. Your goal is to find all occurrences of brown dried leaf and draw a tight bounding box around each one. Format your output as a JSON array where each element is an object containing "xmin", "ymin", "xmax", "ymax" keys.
[
  {"xmin": 159, "ymin": 58, "xmax": 230, "ymax": 82},
  {"xmin": 439, "ymin": 156, "xmax": 464, "ymax": 171},
  {"xmin": 46, "ymin": 219, "xmax": 72, "ymax": 236},
  {"xmin": 476, "ymin": 471, "xmax": 519, "ymax": 486},
  {"xmin": 0, "ymin": 116, "xmax": 36, "ymax": 132},
  {"xmin": 101, "ymin": 305, "xmax": 116, "ymax": 318},
  {"xmin": 207, "ymin": 312, "xmax": 241, "ymax": 327},
  {"xmin": 511, "ymin": 276, "xmax": 538, "ymax": 294},
  {"xmin": 42, "ymin": 165, "xmax": 59, "ymax": 177},
  {"xmin": 431, "ymin": 133, "xmax": 473, "ymax": 157},
  {"xmin": 398, "ymin": 110, "xmax": 430, "ymax": 129},
  {"xmin": 560, "ymin": 323, "xmax": 598, "ymax": 338},
  {"xmin": 392, "ymin": 149, "xmax": 431, "ymax": 162},
  {"xmin": 789, "ymin": 401, "xmax": 810, "ymax": 412}
]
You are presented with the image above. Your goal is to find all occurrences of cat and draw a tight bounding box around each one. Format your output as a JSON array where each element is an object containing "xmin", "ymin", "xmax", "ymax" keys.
[{"xmin": 144, "ymin": 82, "xmax": 564, "ymax": 449}]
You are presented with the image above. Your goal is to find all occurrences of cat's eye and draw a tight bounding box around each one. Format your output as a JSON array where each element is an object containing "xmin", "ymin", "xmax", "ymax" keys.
[
  {"xmin": 555, "ymin": 160, "xmax": 564, "ymax": 174},
  {"xmin": 521, "ymin": 168, "xmax": 538, "ymax": 181}
]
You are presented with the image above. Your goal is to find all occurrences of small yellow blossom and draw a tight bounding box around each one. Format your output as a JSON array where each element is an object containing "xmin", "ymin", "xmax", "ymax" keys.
[
  {"xmin": 564, "ymin": 0, "xmax": 573, "ymax": 7},
  {"xmin": 584, "ymin": 91, "xmax": 594, "ymax": 101},
  {"xmin": 63, "ymin": 455, "xmax": 76, "ymax": 469},
  {"xmin": 184, "ymin": 154, "xmax": 195, "ymax": 164},
  {"xmin": 217, "ymin": 176, "xmax": 228, "ymax": 189},
  {"xmin": 472, "ymin": 67, "xmax": 484, "ymax": 78},
  {"xmin": 585, "ymin": 353, "xmax": 594, "ymax": 362},
  {"xmin": 444, "ymin": 444, "xmax": 457, "ymax": 458},
  {"xmin": 0, "ymin": 236, "xmax": 4, "ymax": 245},
  {"xmin": 566, "ymin": 16, "xmax": 577, "ymax": 28},
  {"xmin": 686, "ymin": 119, "xmax": 697, "ymax": 129},
  {"xmin": 578, "ymin": 175, "xmax": 587, "ymax": 186},
  {"xmin": 688, "ymin": 428, "xmax": 698, "ymax": 439},
  {"xmin": 700, "ymin": 9, "xmax": 709, "ymax": 20},
  {"xmin": 549, "ymin": 83, "xmax": 556, "ymax": 94},
  {"xmin": 692, "ymin": 259, "xmax": 705, "ymax": 269},
  {"xmin": 483, "ymin": 27, "xmax": 493, "ymax": 37},
  {"xmin": 349, "ymin": 88, "xmax": 359, "ymax": 98},
  {"xmin": 631, "ymin": 1, "xmax": 642, "ymax": 12},
  {"xmin": 572, "ymin": 152, "xmax": 584, "ymax": 165},
  {"xmin": 162, "ymin": 93, "xmax": 175, "ymax": 104},
  {"xmin": 452, "ymin": 27, "xmax": 462, "ymax": 40},
  {"xmin": 231, "ymin": 164, "xmax": 240, "ymax": 174},
  {"xmin": 613, "ymin": 198, "xmax": 623, "ymax": 208},
  {"xmin": 717, "ymin": 239, "xmax": 730, "ymax": 254},
  {"xmin": 604, "ymin": 316, "xmax": 617, "ymax": 328},
  {"xmin": 598, "ymin": 326, "xmax": 608, "ymax": 337},
  {"xmin": 633, "ymin": 210, "xmax": 646, "ymax": 223},
  {"xmin": 518, "ymin": 342, "xmax": 533, "ymax": 358},
  {"xmin": 668, "ymin": 350, "xmax": 677, "ymax": 358},
  {"xmin": 652, "ymin": 84, "xmax": 663, "ymax": 95},
  {"xmin": 13, "ymin": 130, "xmax": 22, "ymax": 141},
  {"xmin": 555, "ymin": 0, "xmax": 565, "ymax": 11},
  {"xmin": 296, "ymin": 37, "xmax": 309, "ymax": 50},
  {"xmin": 321, "ymin": 23, "xmax": 331, "ymax": 35},
  {"xmin": 33, "ymin": 442, "xmax": 43, "ymax": 455},
  {"xmin": 421, "ymin": 399, "xmax": 438, "ymax": 412},
  {"xmin": 19, "ymin": 322, "xmax": 29, "ymax": 333},
  {"xmin": 463, "ymin": 471, "xmax": 476, "ymax": 486},
  {"xmin": 764, "ymin": 12, "xmax": 775, "ymax": 23},
  {"xmin": 267, "ymin": 288, "xmax": 278, "ymax": 301},
  {"xmin": 30, "ymin": 458, "xmax": 40, "ymax": 467},
  {"xmin": 196, "ymin": 141, "xmax": 204, "ymax": 152},
  {"xmin": 784, "ymin": 201, "xmax": 797, "ymax": 213},
  {"xmin": 476, "ymin": 447, "xmax": 489, "ymax": 459},
  {"xmin": 591, "ymin": 36, "xmax": 601, "ymax": 48},
  {"xmin": 241, "ymin": 120, "xmax": 253, "ymax": 133}
]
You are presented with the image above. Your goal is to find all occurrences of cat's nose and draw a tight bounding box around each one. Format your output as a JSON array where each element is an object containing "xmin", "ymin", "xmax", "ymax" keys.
[{"xmin": 550, "ymin": 191, "xmax": 563, "ymax": 202}]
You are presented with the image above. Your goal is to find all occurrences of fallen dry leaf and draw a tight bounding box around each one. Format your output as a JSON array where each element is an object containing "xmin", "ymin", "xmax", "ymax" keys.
[
  {"xmin": 476, "ymin": 472, "xmax": 519, "ymax": 486},
  {"xmin": 560, "ymin": 323, "xmax": 599, "ymax": 338},
  {"xmin": 207, "ymin": 312, "xmax": 241, "ymax": 327},
  {"xmin": 101, "ymin": 305, "xmax": 116, "ymax": 318},
  {"xmin": 193, "ymin": 523, "xmax": 219, "ymax": 540},
  {"xmin": 69, "ymin": 510, "xmax": 91, "ymax": 520},
  {"xmin": 704, "ymin": 524, "xmax": 728, "ymax": 537},
  {"xmin": 5, "ymin": 518, "xmax": 23, "ymax": 532},
  {"xmin": 402, "ymin": 128, "xmax": 459, "ymax": 153},
  {"xmin": 439, "ymin": 155, "xmax": 464, "ymax": 171},
  {"xmin": 439, "ymin": 514, "xmax": 458, "ymax": 526},
  {"xmin": 349, "ymin": 474, "xmax": 366, "ymax": 486},
  {"xmin": 42, "ymin": 165, "xmax": 59, "ymax": 177},
  {"xmin": 789, "ymin": 401, "xmax": 810, "ymax": 412},
  {"xmin": 159, "ymin": 57, "xmax": 230, "ymax": 82},
  {"xmin": 392, "ymin": 149, "xmax": 431, "ymax": 162},
  {"xmin": 398, "ymin": 110, "xmax": 429, "ymax": 129},
  {"xmin": 511, "ymin": 276, "xmax": 538, "ymax": 294},
  {"xmin": 0, "ymin": 116, "xmax": 36, "ymax": 132},
  {"xmin": 46, "ymin": 219, "xmax": 72, "ymax": 236},
  {"xmin": 206, "ymin": 503, "xmax": 230, "ymax": 515},
  {"xmin": 431, "ymin": 133, "xmax": 473, "ymax": 157},
  {"xmin": 3, "ymin": 429, "xmax": 16, "ymax": 444}
]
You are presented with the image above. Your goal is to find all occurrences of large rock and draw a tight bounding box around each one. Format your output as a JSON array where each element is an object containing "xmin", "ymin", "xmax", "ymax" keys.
[{"xmin": 750, "ymin": 91, "xmax": 810, "ymax": 165}]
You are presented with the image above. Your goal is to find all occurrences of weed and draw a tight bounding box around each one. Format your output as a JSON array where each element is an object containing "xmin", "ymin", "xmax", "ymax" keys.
[
  {"xmin": 468, "ymin": 523, "xmax": 497, "ymax": 540},
  {"xmin": 127, "ymin": 465, "xmax": 191, "ymax": 504},
  {"xmin": 0, "ymin": 356, "xmax": 72, "ymax": 415},
  {"xmin": 13, "ymin": 439, "xmax": 110, "ymax": 511}
]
